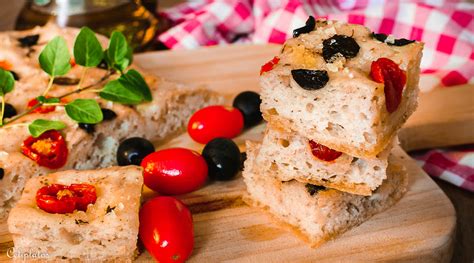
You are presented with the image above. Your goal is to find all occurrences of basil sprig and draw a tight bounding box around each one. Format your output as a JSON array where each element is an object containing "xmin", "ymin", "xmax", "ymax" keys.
[
  {"xmin": 0, "ymin": 68, "xmax": 15, "ymax": 126},
  {"xmin": 28, "ymin": 119, "xmax": 66, "ymax": 138},
  {"xmin": 1, "ymin": 27, "xmax": 152, "ymax": 137}
]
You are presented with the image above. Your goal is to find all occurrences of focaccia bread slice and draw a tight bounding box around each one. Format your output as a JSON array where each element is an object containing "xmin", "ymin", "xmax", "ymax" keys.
[
  {"xmin": 242, "ymin": 141, "xmax": 407, "ymax": 248},
  {"xmin": 257, "ymin": 128, "xmax": 391, "ymax": 195},
  {"xmin": 0, "ymin": 25, "xmax": 223, "ymax": 221},
  {"xmin": 8, "ymin": 166, "xmax": 143, "ymax": 261},
  {"xmin": 260, "ymin": 19, "xmax": 423, "ymax": 158}
]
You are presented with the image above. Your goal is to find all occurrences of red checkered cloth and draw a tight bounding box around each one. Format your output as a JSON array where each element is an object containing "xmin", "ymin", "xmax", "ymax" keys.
[{"xmin": 157, "ymin": 0, "xmax": 474, "ymax": 191}]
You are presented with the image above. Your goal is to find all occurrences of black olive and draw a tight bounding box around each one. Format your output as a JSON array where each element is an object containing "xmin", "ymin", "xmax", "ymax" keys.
[
  {"xmin": 117, "ymin": 137, "xmax": 155, "ymax": 166},
  {"xmin": 291, "ymin": 69, "xmax": 329, "ymax": 90},
  {"xmin": 293, "ymin": 16, "xmax": 316, "ymax": 38},
  {"xmin": 18, "ymin": 34, "xmax": 40, "ymax": 47},
  {"xmin": 53, "ymin": 77, "xmax": 80, "ymax": 85},
  {"xmin": 232, "ymin": 91, "xmax": 262, "ymax": 128},
  {"xmin": 101, "ymin": 108, "xmax": 117, "ymax": 121},
  {"xmin": 202, "ymin": 138, "xmax": 241, "ymax": 181},
  {"xmin": 371, "ymin": 32, "xmax": 415, "ymax": 46},
  {"xmin": 3, "ymin": 103, "xmax": 17, "ymax": 119},
  {"xmin": 305, "ymin": 183, "xmax": 325, "ymax": 196},
  {"xmin": 322, "ymin": 35, "xmax": 360, "ymax": 62},
  {"xmin": 10, "ymin": 71, "xmax": 19, "ymax": 81},
  {"xmin": 78, "ymin": 123, "xmax": 95, "ymax": 134},
  {"xmin": 0, "ymin": 168, "xmax": 4, "ymax": 180}
]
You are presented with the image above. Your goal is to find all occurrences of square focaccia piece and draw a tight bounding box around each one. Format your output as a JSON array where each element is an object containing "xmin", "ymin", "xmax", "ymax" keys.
[
  {"xmin": 260, "ymin": 19, "xmax": 423, "ymax": 158},
  {"xmin": 242, "ymin": 141, "xmax": 407, "ymax": 247},
  {"xmin": 7, "ymin": 166, "xmax": 143, "ymax": 261},
  {"xmin": 257, "ymin": 128, "xmax": 392, "ymax": 196}
]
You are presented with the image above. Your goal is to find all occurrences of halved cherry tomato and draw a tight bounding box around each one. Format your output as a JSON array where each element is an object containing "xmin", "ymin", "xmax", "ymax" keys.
[
  {"xmin": 27, "ymin": 98, "xmax": 56, "ymax": 114},
  {"xmin": 21, "ymin": 130, "xmax": 68, "ymax": 169},
  {"xmin": 36, "ymin": 183, "xmax": 97, "ymax": 214},
  {"xmin": 308, "ymin": 140, "xmax": 342, "ymax": 162},
  {"xmin": 260, "ymin": 56, "xmax": 279, "ymax": 75},
  {"xmin": 370, "ymin": 57, "xmax": 406, "ymax": 113},
  {"xmin": 187, "ymin": 105, "xmax": 244, "ymax": 144},
  {"xmin": 139, "ymin": 196, "xmax": 194, "ymax": 263},
  {"xmin": 141, "ymin": 148, "xmax": 208, "ymax": 195}
]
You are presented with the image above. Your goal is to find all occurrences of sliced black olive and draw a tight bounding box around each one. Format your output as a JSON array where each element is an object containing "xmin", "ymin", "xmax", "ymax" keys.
[
  {"xmin": 3, "ymin": 103, "xmax": 17, "ymax": 119},
  {"xmin": 53, "ymin": 77, "xmax": 80, "ymax": 85},
  {"xmin": 293, "ymin": 16, "xmax": 316, "ymax": 38},
  {"xmin": 78, "ymin": 123, "xmax": 95, "ymax": 134},
  {"xmin": 101, "ymin": 108, "xmax": 117, "ymax": 121},
  {"xmin": 0, "ymin": 168, "xmax": 4, "ymax": 180},
  {"xmin": 371, "ymin": 32, "xmax": 415, "ymax": 46},
  {"xmin": 322, "ymin": 35, "xmax": 360, "ymax": 62},
  {"xmin": 202, "ymin": 138, "xmax": 241, "ymax": 181},
  {"xmin": 10, "ymin": 71, "xmax": 19, "ymax": 81},
  {"xmin": 18, "ymin": 34, "xmax": 40, "ymax": 47},
  {"xmin": 291, "ymin": 69, "xmax": 329, "ymax": 90},
  {"xmin": 305, "ymin": 183, "xmax": 325, "ymax": 196},
  {"xmin": 117, "ymin": 137, "xmax": 155, "ymax": 166},
  {"xmin": 232, "ymin": 91, "xmax": 262, "ymax": 128}
]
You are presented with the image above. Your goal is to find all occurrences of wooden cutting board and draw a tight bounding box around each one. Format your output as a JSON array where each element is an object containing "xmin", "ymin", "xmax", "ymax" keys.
[{"xmin": 1, "ymin": 44, "xmax": 473, "ymax": 262}]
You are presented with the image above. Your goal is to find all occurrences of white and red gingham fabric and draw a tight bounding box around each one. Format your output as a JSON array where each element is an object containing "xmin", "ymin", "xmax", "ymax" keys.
[{"xmin": 157, "ymin": 0, "xmax": 474, "ymax": 191}]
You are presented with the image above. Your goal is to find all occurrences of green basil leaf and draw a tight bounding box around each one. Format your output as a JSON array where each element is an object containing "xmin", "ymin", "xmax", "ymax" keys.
[
  {"xmin": 73, "ymin": 27, "xmax": 103, "ymax": 67},
  {"xmin": 0, "ymin": 68, "xmax": 14, "ymax": 96},
  {"xmin": 36, "ymin": 96, "xmax": 60, "ymax": 104},
  {"xmin": 65, "ymin": 99, "xmax": 103, "ymax": 124},
  {"xmin": 39, "ymin": 36, "xmax": 71, "ymax": 77},
  {"xmin": 106, "ymin": 31, "xmax": 129, "ymax": 72},
  {"xmin": 119, "ymin": 69, "xmax": 152, "ymax": 101},
  {"xmin": 99, "ymin": 79, "xmax": 143, "ymax": 105},
  {"xmin": 126, "ymin": 44, "xmax": 133, "ymax": 64},
  {"xmin": 28, "ymin": 119, "xmax": 66, "ymax": 138}
]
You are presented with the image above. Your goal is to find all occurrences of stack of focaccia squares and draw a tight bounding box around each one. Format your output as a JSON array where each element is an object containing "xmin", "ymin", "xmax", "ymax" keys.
[{"xmin": 243, "ymin": 17, "xmax": 423, "ymax": 247}]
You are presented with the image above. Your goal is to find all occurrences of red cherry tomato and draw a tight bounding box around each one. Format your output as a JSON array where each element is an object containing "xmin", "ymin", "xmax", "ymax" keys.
[
  {"xmin": 141, "ymin": 148, "xmax": 208, "ymax": 195},
  {"xmin": 370, "ymin": 57, "xmax": 406, "ymax": 113},
  {"xmin": 260, "ymin": 56, "xmax": 279, "ymax": 75},
  {"xmin": 27, "ymin": 98, "xmax": 56, "ymax": 114},
  {"xmin": 308, "ymin": 140, "xmax": 342, "ymax": 162},
  {"xmin": 36, "ymin": 183, "xmax": 97, "ymax": 214},
  {"xmin": 21, "ymin": 130, "xmax": 68, "ymax": 169},
  {"xmin": 139, "ymin": 196, "xmax": 194, "ymax": 263},
  {"xmin": 187, "ymin": 105, "xmax": 244, "ymax": 144}
]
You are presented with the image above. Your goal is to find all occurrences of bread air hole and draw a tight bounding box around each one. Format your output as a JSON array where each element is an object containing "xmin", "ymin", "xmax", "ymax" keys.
[
  {"xmin": 363, "ymin": 132, "xmax": 375, "ymax": 144},
  {"xmin": 278, "ymin": 139, "xmax": 290, "ymax": 148},
  {"xmin": 373, "ymin": 166, "xmax": 381, "ymax": 171},
  {"xmin": 306, "ymin": 162, "xmax": 313, "ymax": 169},
  {"xmin": 360, "ymin": 112, "xmax": 368, "ymax": 120},
  {"xmin": 60, "ymin": 228, "xmax": 83, "ymax": 245}
]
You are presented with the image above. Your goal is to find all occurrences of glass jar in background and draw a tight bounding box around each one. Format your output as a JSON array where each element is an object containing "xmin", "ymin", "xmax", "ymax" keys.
[{"xmin": 15, "ymin": 0, "xmax": 166, "ymax": 51}]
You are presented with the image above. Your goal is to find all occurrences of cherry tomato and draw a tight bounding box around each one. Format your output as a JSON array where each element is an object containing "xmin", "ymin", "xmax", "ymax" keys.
[
  {"xmin": 308, "ymin": 140, "xmax": 342, "ymax": 162},
  {"xmin": 21, "ymin": 130, "xmax": 68, "ymax": 169},
  {"xmin": 139, "ymin": 196, "xmax": 194, "ymax": 263},
  {"xmin": 260, "ymin": 56, "xmax": 279, "ymax": 75},
  {"xmin": 141, "ymin": 148, "xmax": 208, "ymax": 195},
  {"xmin": 187, "ymin": 105, "xmax": 244, "ymax": 144},
  {"xmin": 36, "ymin": 183, "xmax": 97, "ymax": 214},
  {"xmin": 370, "ymin": 57, "xmax": 406, "ymax": 113},
  {"xmin": 27, "ymin": 98, "xmax": 56, "ymax": 114},
  {"xmin": 0, "ymin": 60, "xmax": 13, "ymax": 71}
]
